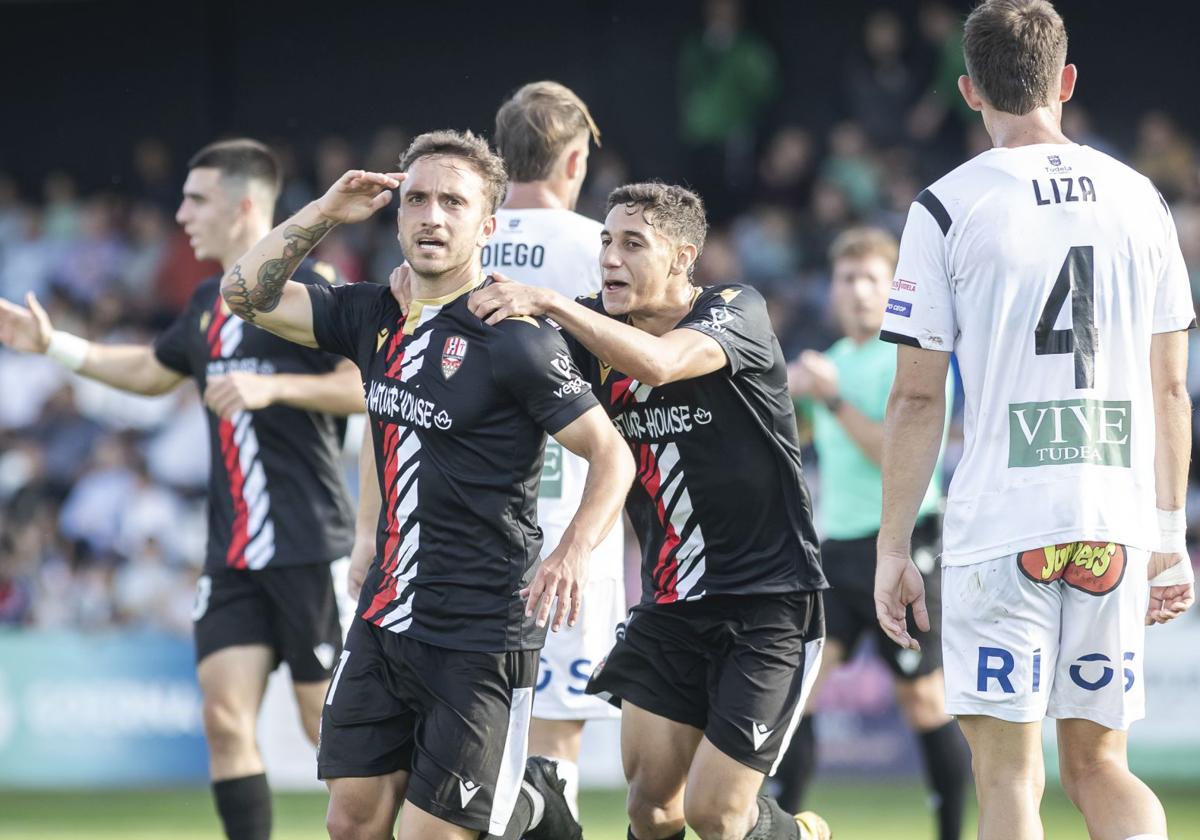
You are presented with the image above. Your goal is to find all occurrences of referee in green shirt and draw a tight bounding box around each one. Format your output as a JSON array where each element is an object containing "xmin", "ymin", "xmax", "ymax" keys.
[{"xmin": 774, "ymin": 227, "xmax": 969, "ymax": 840}]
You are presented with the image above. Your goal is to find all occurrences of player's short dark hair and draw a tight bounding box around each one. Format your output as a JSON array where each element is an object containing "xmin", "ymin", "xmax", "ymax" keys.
[
  {"xmin": 188, "ymin": 138, "xmax": 282, "ymax": 196},
  {"xmin": 495, "ymin": 81, "xmax": 601, "ymax": 183},
  {"xmin": 607, "ymin": 182, "xmax": 708, "ymax": 276},
  {"xmin": 829, "ymin": 226, "xmax": 899, "ymax": 270},
  {"xmin": 398, "ymin": 129, "xmax": 508, "ymax": 214},
  {"xmin": 963, "ymin": 0, "xmax": 1068, "ymax": 116}
]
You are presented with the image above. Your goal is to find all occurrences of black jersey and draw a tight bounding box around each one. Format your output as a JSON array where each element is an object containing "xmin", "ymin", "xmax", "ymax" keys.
[
  {"xmin": 307, "ymin": 277, "xmax": 599, "ymax": 652},
  {"xmin": 153, "ymin": 265, "xmax": 355, "ymax": 572},
  {"xmin": 568, "ymin": 284, "xmax": 825, "ymax": 605}
]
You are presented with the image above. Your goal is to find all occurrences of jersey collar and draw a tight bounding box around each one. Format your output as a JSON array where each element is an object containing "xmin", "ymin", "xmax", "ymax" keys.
[{"xmin": 403, "ymin": 274, "xmax": 484, "ymax": 335}]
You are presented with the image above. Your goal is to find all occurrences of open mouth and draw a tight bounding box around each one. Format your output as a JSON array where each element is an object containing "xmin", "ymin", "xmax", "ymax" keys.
[
  {"xmin": 603, "ymin": 279, "xmax": 629, "ymax": 292},
  {"xmin": 415, "ymin": 237, "xmax": 446, "ymax": 253}
]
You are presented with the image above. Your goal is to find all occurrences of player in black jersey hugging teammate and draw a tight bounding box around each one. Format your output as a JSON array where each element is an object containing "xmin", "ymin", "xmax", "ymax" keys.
[
  {"xmin": 219, "ymin": 130, "xmax": 633, "ymax": 840},
  {"xmin": 0, "ymin": 139, "xmax": 363, "ymax": 840},
  {"xmin": 469, "ymin": 183, "xmax": 830, "ymax": 840}
]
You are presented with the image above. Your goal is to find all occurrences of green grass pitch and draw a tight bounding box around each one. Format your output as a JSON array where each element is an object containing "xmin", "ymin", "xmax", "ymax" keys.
[{"xmin": 2, "ymin": 782, "xmax": 1199, "ymax": 838}]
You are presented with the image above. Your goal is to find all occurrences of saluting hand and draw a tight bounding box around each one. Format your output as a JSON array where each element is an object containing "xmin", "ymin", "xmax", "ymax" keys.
[
  {"xmin": 874, "ymin": 548, "xmax": 930, "ymax": 651},
  {"xmin": 205, "ymin": 371, "xmax": 278, "ymax": 419},
  {"xmin": 468, "ymin": 272, "xmax": 555, "ymax": 326},
  {"xmin": 315, "ymin": 170, "xmax": 405, "ymax": 225},
  {"xmin": 0, "ymin": 292, "xmax": 53, "ymax": 354},
  {"xmin": 523, "ymin": 541, "xmax": 588, "ymax": 633}
]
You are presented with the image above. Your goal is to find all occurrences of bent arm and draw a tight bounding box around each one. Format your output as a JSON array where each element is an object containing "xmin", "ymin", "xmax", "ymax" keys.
[
  {"xmin": 545, "ymin": 293, "xmax": 726, "ymax": 386},
  {"xmin": 831, "ymin": 402, "xmax": 884, "ymax": 466},
  {"xmin": 271, "ymin": 359, "xmax": 365, "ymax": 416},
  {"xmin": 549, "ymin": 405, "xmax": 635, "ymax": 557},
  {"xmin": 1151, "ymin": 330, "xmax": 1191, "ymax": 511},
  {"xmin": 221, "ymin": 202, "xmax": 335, "ymax": 347},
  {"xmin": 878, "ymin": 346, "xmax": 950, "ymax": 555}
]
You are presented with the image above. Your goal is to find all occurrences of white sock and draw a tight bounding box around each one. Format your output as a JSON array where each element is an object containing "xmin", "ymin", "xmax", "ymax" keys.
[
  {"xmin": 551, "ymin": 758, "xmax": 580, "ymax": 820},
  {"xmin": 521, "ymin": 780, "xmax": 545, "ymax": 829}
]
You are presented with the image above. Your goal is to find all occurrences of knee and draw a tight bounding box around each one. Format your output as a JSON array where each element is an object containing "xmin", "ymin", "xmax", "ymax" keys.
[
  {"xmin": 683, "ymin": 799, "xmax": 747, "ymax": 840},
  {"xmin": 627, "ymin": 781, "xmax": 683, "ymax": 837},
  {"xmin": 1059, "ymin": 750, "xmax": 1121, "ymax": 806},
  {"xmin": 972, "ymin": 750, "xmax": 1044, "ymax": 798},
  {"xmin": 202, "ymin": 694, "xmax": 255, "ymax": 756},
  {"xmin": 325, "ymin": 799, "xmax": 377, "ymax": 840}
]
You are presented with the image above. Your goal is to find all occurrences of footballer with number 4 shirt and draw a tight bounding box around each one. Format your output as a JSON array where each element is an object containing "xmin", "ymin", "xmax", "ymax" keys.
[
  {"xmin": 469, "ymin": 182, "xmax": 831, "ymax": 840},
  {"xmin": 218, "ymin": 128, "xmax": 632, "ymax": 840}
]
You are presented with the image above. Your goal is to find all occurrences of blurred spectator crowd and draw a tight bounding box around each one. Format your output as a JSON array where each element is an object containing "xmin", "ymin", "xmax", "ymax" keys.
[{"xmin": 2, "ymin": 1, "xmax": 1199, "ymax": 634}]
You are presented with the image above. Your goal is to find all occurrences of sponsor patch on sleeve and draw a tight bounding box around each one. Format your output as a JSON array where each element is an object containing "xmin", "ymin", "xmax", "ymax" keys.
[{"xmin": 885, "ymin": 298, "xmax": 912, "ymax": 317}]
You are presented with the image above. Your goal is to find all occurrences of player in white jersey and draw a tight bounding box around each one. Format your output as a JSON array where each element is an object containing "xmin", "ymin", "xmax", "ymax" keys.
[
  {"xmin": 487, "ymin": 80, "xmax": 625, "ymax": 818},
  {"xmin": 873, "ymin": 3, "xmax": 1195, "ymax": 840}
]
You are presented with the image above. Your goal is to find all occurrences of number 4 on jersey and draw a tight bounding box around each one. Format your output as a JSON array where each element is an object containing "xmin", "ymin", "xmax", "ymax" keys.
[{"xmin": 1034, "ymin": 245, "xmax": 1095, "ymax": 389}]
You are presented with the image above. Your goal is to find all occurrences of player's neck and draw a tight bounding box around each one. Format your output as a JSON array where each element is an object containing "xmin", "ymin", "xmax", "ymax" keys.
[
  {"xmin": 219, "ymin": 220, "xmax": 273, "ymax": 272},
  {"xmin": 985, "ymin": 107, "xmax": 1071, "ymax": 149},
  {"xmin": 503, "ymin": 181, "xmax": 573, "ymax": 211},
  {"xmin": 630, "ymin": 284, "xmax": 699, "ymax": 336},
  {"xmin": 411, "ymin": 262, "xmax": 482, "ymax": 301}
]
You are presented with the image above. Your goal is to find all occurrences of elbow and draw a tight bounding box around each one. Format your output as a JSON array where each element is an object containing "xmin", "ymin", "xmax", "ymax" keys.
[
  {"xmin": 889, "ymin": 387, "xmax": 942, "ymax": 412},
  {"xmin": 636, "ymin": 359, "xmax": 675, "ymax": 388}
]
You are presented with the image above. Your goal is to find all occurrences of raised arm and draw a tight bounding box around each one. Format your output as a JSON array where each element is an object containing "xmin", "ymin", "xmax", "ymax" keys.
[
  {"xmin": 0, "ymin": 293, "xmax": 184, "ymax": 395},
  {"xmin": 524, "ymin": 405, "xmax": 635, "ymax": 631},
  {"xmin": 1147, "ymin": 329, "xmax": 1195, "ymax": 624},
  {"xmin": 875, "ymin": 344, "xmax": 950, "ymax": 650},
  {"xmin": 221, "ymin": 170, "xmax": 402, "ymax": 345}
]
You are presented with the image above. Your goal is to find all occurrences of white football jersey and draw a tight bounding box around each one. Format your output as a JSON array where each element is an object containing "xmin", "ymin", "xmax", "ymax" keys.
[
  {"xmin": 882, "ymin": 143, "xmax": 1195, "ymax": 566},
  {"xmin": 483, "ymin": 207, "xmax": 624, "ymax": 579}
]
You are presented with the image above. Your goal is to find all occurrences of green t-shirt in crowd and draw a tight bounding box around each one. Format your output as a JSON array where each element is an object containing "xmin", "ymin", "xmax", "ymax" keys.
[{"xmin": 802, "ymin": 335, "xmax": 953, "ymax": 540}]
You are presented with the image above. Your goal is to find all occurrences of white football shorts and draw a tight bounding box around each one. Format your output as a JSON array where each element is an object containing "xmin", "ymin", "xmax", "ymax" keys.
[
  {"xmin": 533, "ymin": 577, "xmax": 625, "ymax": 721},
  {"xmin": 942, "ymin": 542, "xmax": 1149, "ymax": 730}
]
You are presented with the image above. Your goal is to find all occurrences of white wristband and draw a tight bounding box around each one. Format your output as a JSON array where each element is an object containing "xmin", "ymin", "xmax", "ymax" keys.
[
  {"xmin": 46, "ymin": 330, "xmax": 89, "ymax": 371},
  {"xmin": 1150, "ymin": 508, "xmax": 1193, "ymax": 587}
]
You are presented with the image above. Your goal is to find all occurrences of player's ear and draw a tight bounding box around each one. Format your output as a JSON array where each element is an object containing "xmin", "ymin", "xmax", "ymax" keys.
[
  {"xmin": 669, "ymin": 243, "xmax": 698, "ymax": 278},
  {"xmin": 957, "ymin": 75, "xmax": 984, "ymax": 112},
  {"xmin": 478, "ymin": 213, "xmax": 497, "ymax": 246},
  {"xmin": 565, "ymin": 148, "xmax": 583, "ymax": 180},
  {"xmin": 1059, "ymin": 64, "xmax": 1078, "ymax": 103}
]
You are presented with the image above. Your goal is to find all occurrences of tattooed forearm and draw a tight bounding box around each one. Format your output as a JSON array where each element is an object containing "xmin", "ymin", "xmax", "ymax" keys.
[{"xmin": 223, "ymin": 219, "xmax": 334, "ymax": 320}]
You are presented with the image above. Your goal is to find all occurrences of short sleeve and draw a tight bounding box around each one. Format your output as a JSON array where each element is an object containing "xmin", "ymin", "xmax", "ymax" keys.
[
  {"xmin": 676, "ymin": 284, "xmax": 775, "ymax": 375},
  {"xmin": 1152, "ymin": 201, "xmax": 1197, "ymax": 334},
  {"xmin": 153, "ymin": 294, "xmax": 199, "ymax": 376},
  {"xmin": 306, "ymin": 281, "xmax": 392, "ymax": 367},
  {"xmin": 881, "ymin": 196, "xmax": 956, "ymax": 352},
  {"xmin": 491, "ymin": 318, "xmax": 600, "ymax": 435}
]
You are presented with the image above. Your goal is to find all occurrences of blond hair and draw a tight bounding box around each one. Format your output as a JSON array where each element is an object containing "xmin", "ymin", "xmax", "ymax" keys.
[{"xmin": 495, "ymin": 81, "xmax": 601, "ymax": 182}]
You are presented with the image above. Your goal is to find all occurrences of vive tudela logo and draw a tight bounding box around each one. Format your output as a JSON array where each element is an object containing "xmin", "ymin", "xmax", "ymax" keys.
[{"xmin": 1008, "ymin": 398, "xmax": 1131, "ymax": 467}]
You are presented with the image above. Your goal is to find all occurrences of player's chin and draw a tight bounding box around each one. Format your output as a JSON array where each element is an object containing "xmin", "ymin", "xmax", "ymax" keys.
[{"xmin": 601, "ymin": 285, "xmax": 633, "ymax": 314}]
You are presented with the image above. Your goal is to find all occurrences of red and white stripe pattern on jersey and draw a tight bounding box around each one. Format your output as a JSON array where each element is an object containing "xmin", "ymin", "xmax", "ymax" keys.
[
  {"xmin": 207, "ymin": 299, "xmax": 276, "ymax": 569},
  {"xmin": 611, "ymin": 376, "xmax": 708, "ymax": 603},
  {"xmin": 363, "ymin": 303, "xmax": 443, "ymax": 632}
]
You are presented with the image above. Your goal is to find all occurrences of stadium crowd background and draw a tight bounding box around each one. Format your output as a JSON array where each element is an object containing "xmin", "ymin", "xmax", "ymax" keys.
[{"xmin": 1, "ymin": 0, "xmax": 1198, "ymax": 642}]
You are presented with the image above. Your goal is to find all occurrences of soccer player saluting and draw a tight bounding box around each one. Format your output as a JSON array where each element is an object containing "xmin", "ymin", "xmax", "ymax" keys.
[
  {"xmin": 0, "ymin": 139, "xmax": 363, "ymax": 840},
  {"xmin": 470, "ymin": 183, "xmax": 830, "ymax": 840},
  {"xmin": 219, "ymin": 130, "xmax": 633, "ymax": 840},
  {"xmin": 875, "ymin": 3, "xmax": 1195, "ymax": 839},
  {"xmin": 777, "ymin": 226, "xmax": 969, "ymax": 839}
]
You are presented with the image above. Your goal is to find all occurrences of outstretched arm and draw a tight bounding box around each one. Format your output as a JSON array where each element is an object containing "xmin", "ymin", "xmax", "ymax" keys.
[
  {"xmin": 524, "ymin": 405, "xmax": 635, "ymax": 631},
  {"xmin": 0, "ymin": 293, "xmax": 184, "ymax": 395},
  {"xmin": 469, "ymin": 278, "xmax": 726, "ymax": 386},
  {"xmin": 221, "ymin": 170, "xmax": 402, "ymax": 345}
]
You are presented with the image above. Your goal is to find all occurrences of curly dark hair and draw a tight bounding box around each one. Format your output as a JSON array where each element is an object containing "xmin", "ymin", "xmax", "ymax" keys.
[{"xmin": 606, "ymin": 182, "xmax": 708, "ymax": 274}]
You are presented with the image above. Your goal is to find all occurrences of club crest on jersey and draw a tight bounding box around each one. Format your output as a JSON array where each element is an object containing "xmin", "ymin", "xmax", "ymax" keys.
[{"xmin": 441, "ymin": 335, "xmax": 468, "ymax": 379}]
